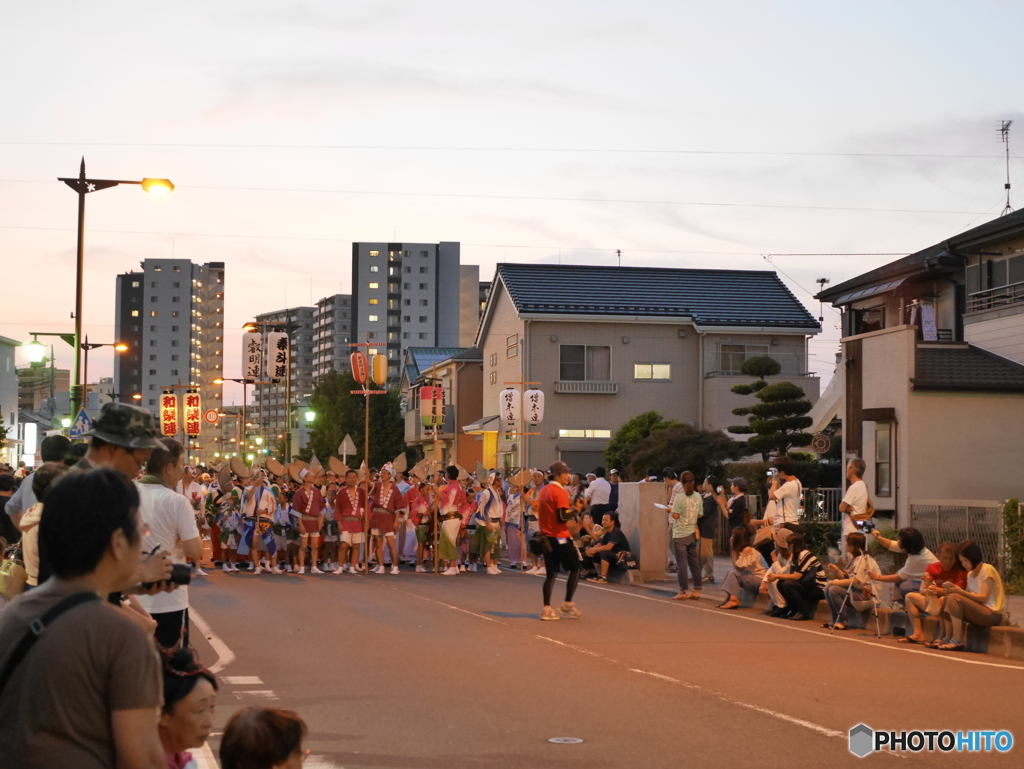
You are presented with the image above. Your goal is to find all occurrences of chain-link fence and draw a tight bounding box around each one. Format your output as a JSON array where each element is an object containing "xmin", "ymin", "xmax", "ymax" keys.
[{"xmin": 910, "ymin": 504, "xmax": 1005, "ymax": 575}]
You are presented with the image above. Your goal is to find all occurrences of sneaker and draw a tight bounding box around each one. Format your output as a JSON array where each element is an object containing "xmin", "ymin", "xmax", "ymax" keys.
[
  {"xmin": 286, "ymin": 564, "xmax": 294, "ymax": 573},
  {"xmin": 254, "ymin": 566, "xmax": 263, "ymax": 575},
  {"xmin": 229, "ymin": 564, "xmax": 240, "ymax": 573},
  {"xmin": 442, "ymin": 566, "xmax": 460, "ymax": 576},
  {"xmin": 333, "ymin": 566, "xmax": 346, "ymax": 575},
  {"xmin": 540, "ymin": 607, "xmax": 560, "ymax": 621},
  {"xmin": 310, "ymin": 566, "xmax": 324, "ymax": 574},
  {"xmin": 558, "ymin": 602, "xmax": 582, "ymax": 619},
  {"xmin": 487, "ymin": 566, "xmax": 501, "ymax": 575},
  {"xmin": 272, "ymin": 566, "xmax": 284, "ymax": 574},
  {"xmin": 468, "ymin": 563, "xmax": 478, "ymax": 573},
  {"xmin": 194, "ymin": 568, "xmax": 208, "ymax": 577},
  {"xmin": 415, "ymin": 565, "xmax": 427, "ymax": 573},
  {"xmin": 509, "ymin": 562, "xmax": 519, "ymax": 569},
  {"xmin": 458, "ymin": 565, "xmax": 467, "ymax": 573},
  {"xmin": 297, "ymin": 567, "xmax": 306, "ymax": 575},
  {"xmin": 390, "ymin": 566, "xmax": 400, "ymax": 575},
  {"xmin": 222, "ymin": 564, "xmax": 232, "ymax": 574},
  {"xmin": 536, "ymin": 567, "xmax": 547, "ymax": 575},
  {"xmin": 372, "ymin": 565, "xmax": 385, "ymax": 574}
]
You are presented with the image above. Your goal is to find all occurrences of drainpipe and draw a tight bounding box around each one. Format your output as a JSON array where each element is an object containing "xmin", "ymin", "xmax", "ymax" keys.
[{"xmin": 698, "ymin": 328, "xmax": 706, "ymax": 428}]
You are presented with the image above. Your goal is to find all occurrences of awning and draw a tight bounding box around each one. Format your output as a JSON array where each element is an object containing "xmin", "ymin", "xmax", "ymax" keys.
[
  {"xmin": 808, "ymin": 363, "xmax": 844, "ymax": 434},
  {"xmin": 462, "ymin": 415, "xmax": 500, "ymax": 434},
  {"xmin": 832, "ymin": 277, "xmax": 908, "ymax": 306}
]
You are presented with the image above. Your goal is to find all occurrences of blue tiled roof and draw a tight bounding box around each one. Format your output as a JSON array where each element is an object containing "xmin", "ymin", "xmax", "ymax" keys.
[
  {"xmin": 496, "ymin": 264, "xmax": 819, "ymax": 329},
  {"xmin": 406, "ymin": 347, "xmax": 469, "ymax": 381}
]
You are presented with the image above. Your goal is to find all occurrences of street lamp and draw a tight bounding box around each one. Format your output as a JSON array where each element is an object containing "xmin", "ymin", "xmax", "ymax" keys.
[
  {"xmin": 24, "ymin": 339, "xmax": 46, "ymax": 364},
  {"xmin": 132, "ymin": 393, "xmax": 142, "ymax": 401},
  {"xmin": 59, "ymin": 158, "xmax": 173, "ymax": 416},
  {"xmin": 304, "ymin": 409, "xmax": 316, "ymax": 423}
]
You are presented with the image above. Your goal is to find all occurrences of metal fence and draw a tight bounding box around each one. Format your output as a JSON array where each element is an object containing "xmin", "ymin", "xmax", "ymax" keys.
[
  {"xmin": 802, "ymin": 488, "xmax": 843, "ymax": 523},
  {"xmin": 910, "ymin": 504, "xmax": 1006, "ymax": 575}
]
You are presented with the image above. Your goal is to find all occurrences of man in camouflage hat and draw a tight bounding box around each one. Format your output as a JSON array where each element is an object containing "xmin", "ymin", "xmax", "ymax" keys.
[{"xmin": 75, "ymin": 402, "xmax": 167, "ymax": 478}]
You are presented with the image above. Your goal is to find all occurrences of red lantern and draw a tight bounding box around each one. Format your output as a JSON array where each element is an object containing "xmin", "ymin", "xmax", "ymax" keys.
[{"xmin": 350, "ymin": 352, "xmax": 369, "ymax": 384}]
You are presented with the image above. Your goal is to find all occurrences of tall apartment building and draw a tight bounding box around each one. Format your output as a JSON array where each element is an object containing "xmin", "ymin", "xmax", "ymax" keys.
[
  {"xmin": 114, "ymin": 259, "xmax": 225, "ymax": 461},
  {"xmin": 351, "ymin": 242, "xmax": 480, "ymax": 379},
  {"xmin": 250, "ymin": 307, "xmax": 316, "ymax": 447},
  {"xmin": 313, "ymin": 294, "xmax": 353, "ymax": 379}
]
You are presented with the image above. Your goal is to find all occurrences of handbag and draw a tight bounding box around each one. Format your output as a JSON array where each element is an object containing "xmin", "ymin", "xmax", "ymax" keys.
[
  {"xmin": 0, "ymin": 555, "xmax": 27, "ymax": 600},
  {"xmin": 753, "ymin": 524, "xmax": 774, "ymax": 547},
  {"xmin": 615, "ymin": 550, "xmax": 638, "ymax": 570},
  {"xmin": 850, "ymin": 497, "xmax": 875, "ymax": 522}
]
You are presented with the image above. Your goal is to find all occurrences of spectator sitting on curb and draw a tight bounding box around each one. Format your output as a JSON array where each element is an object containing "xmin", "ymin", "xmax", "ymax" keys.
[
  {"xmin": 868, "ymin": 527, "xmax": 938, "ymax": 601},
  {"xmin": 585, "ymin": 512, "xmax": 631, "ymax": 584},
  {"xmin": 760, "ymin": 541, "xmax": 792, "ymax": 616},
  {"xmin": 717, "ymin": 525, "xmax": 766, "ymax": 609},
  {"xmin": 902, "ymin": 541, "xmax": 965, "ymax": 646},
  {"xmin": 822, "ymin": 532, "xmax": 879, "ymax": 631},
  {"xmin": 934, "ymin": 541, "xmax": 1006, "ymax": 653},
  {"xmin": 765, "ymin": 534, "xmax": 826, "ymax": 621},
  {"xmin": 221, "ymin": 707, "xmax": 308, "ymax": 769}
]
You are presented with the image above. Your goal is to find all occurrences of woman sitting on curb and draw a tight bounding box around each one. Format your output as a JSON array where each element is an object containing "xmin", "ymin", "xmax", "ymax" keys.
[
  {"xmin": 760, "ymin": 541, "xmax": 792, "ymax": 617},
  {"xmin": 718, "ymin": 525, "xmax": 766, "ymax": 609},
  {"xmin": 902, "ymin": 541, "xmax": 965, "ymax": 646},
  {"xmin": 934, "ymin": 541, "xmax": 1006, "ymax": 652},
  {"xmin": 868, "ymin": 527, "xmax": 938, "ymax": 601},
  {"xmin": 765, "ymin": 534, "xmax": 827, "ymax": 621},
  {"xmin": 822, "ymin": 532, "xmax": 879, "ymax": 630}
]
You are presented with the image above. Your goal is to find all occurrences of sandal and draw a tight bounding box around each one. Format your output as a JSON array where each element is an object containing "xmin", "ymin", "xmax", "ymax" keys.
[
  {"xmin": 687, "ymin": 591, "xmax": 701, "ymax": 600},
  {"xmin": 717, "ymin": 600, "xmax": 739, "ymax": 609},
  {"xmin": 821, "ymin": 621, "xmax": 847, "ymax": 630},
  {"xmin": 937, "ymin": 643, "xmax": 965, "ymax": 652},
  {"xmin": 897, "ymin": 636, "xmax": 923, "ymax": 644}
]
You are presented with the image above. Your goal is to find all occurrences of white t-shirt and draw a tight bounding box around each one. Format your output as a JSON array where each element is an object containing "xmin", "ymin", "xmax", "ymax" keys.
[
  {"xmin": 584, "ymin": 477, "xmax": 611, "ymax": 506},
  {"xmin": 772, "ymin": 479, "xmax": 802, "ymax": 527},
  {"xmin": 840, "ymin": 480, "xmax": 869, "ymax": 536},
  {"xmin": 881, "ymin": 539, "xmax": 939, "ymax": 581},
  {"xmin": 175, "ymin": 480, "xmax": 205, "ymax": 513},
  {"xmin": 136, "ymin": 481, "xmax": 200, "ymax": 614},
  {"xmin": 968, "ymin": 563, "xmax": 1005, "ymax": 612}
]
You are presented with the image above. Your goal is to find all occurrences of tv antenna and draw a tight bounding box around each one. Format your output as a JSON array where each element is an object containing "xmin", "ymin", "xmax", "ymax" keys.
[
  {"xmin": 999, "ymin": 120, "xmax": 1013, "ymax": 215},
  {"xmin": 815, "ymin": 277, "xmax": 830, "ymax": 322}
]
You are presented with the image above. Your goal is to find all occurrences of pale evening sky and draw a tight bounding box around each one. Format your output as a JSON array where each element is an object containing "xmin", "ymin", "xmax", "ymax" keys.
[{"xmin": 2, "ymin": 2, "xmax": 1022, "ymax": 402}]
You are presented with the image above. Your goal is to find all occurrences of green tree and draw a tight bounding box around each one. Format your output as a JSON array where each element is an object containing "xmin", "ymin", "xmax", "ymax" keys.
[
  {"xmin": 626, "ymin": 425, "xmax": 746, "ymax": 482},
  {"xmin": 298, "ymin": 371, "xmax": 407, "ymax": 468},
  {"xmin": 604, "ymin": 411, "xmax": 682, "ymax": 475},
  {"xmin": 729, "ymin": 356, "xmax": 813, "ymax": 458}
]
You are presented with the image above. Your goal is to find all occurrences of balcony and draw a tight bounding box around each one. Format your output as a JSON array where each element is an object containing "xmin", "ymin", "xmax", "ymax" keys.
[
  {"xmin": 967, "ymin": 281, "xmax": 1024, "ymax": 315},
  {"xmin": 553, "ymin": 380, "xmax": 619, "ymax": 394}
]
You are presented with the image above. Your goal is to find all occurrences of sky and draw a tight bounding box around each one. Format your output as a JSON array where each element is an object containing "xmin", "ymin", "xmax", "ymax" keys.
[{"xmin": 2, "ymin": 1, "xmax": 1023, "ymax": 404}]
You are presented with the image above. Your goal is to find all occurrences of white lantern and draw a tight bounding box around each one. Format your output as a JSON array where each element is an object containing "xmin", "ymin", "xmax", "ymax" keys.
[
  {"xmin": 266, "ymin": 331, "xmax": 289, "ymax": 381},
  {"xmin": 242, "ymin": 331, "xmax": 262, "ymax": 381},
  {"xmin": 524, "ymin": 389, "xmax": 545, "ymax": 424},
  {"xmin": 499, "ymin": 388, "xmax": 520, "ymax": 424}
]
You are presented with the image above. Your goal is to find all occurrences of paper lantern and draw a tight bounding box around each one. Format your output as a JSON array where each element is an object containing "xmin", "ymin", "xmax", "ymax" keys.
[
  {"xmin": 370, "ymin": 353, "xmax": 388, "ymax": 386},
  {"xmin": 350, "ymin": 351, "xmax": 369, "ymax": 384},
  {"xmin": 266, "ymin": 331, "xmax": 289, "ymax": 381},
  {"xmin": 160, "ymin": 391, "xmax": 178, "ymax": 437},
  {"xmin": 524, "ymin": 388, "xmax": 545, "ymax": 424},
  {"xmin": 420, "ymin": 385, "xmax": 443, "ymax": 426},
  {"xmin": 242, "ymin": 331, "xmax": 262, "ymax": 381},
  {"xmin": 499, "ymin": 388, "xmax": 520, "ymax": 424},
  {"xmin": 184, "ymin": 390, "xmax": 201, "ymax": 436}
]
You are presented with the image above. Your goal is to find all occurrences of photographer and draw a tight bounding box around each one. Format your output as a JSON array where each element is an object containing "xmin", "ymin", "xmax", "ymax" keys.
[
  {"xmin": 136, "ymin": 439, "xmax": 202, "ymax": 650},
  {"xmin": 0, "ymin": 469, "xmax": 165, "ymax": 769},
  {"xmin": 754, "ymin": 458, "xmax": 802, "ymax": 566},
  {"xmin": 868, "ymin": 527, "xmax": 938, "ymax": 601}
]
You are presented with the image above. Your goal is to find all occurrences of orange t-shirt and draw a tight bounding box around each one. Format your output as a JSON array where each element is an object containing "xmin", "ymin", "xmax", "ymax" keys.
[{"xmin": 536, "ymin": 482, "xmax": 571, "ymax": 538}]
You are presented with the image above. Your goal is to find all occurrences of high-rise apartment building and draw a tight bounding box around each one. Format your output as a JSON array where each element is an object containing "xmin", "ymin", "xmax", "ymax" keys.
[
  {"xmin": 313, "ymin": 294, "xmax": 353, "ymax": 379},
  {"xmin": 351, "ymin": 242, "xmax": 480, "ymax": 378},
  {"xmin": 114, "ymin": 259, "xmax": 225, "ymax": 461},
  {"xmin": 250, "ymin": 307, "xmax": 316, "ymax": 447}
]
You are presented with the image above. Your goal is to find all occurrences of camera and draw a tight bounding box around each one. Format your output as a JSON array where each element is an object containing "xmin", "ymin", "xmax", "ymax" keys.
[
  {"xmin": 854, "ymin": 519, "xmax": 876, "ymax": 533},
  {"xmin": 766, "ymin": 468, "xmax": 778, "ymax": 478},
  {"xmin": 141, "ymin": 563, "xmax": 192, "ymax": 590}
]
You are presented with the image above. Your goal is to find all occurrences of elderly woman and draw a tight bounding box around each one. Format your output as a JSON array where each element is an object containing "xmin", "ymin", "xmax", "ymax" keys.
[
  {"xmin": 868, "ymin": 527, "xmax": 938, "ymax": 600},
  {"xmin": 717, "ymin": 525, "xmax": 765, "ymax": 609},
  {"xmin": 822, "ymin": 532, "xmax": 879, "ymax": 630},
  {"xmin": 934, "ymin": 541, "xmax": 1006, "ymax": 652},
  {"xmin": 159, "ymin": 648, "xmax": 218, "ymax": 769}
]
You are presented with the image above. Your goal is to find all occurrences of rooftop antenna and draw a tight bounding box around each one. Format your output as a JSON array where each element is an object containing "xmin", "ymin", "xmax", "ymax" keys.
[
  {"xmin": 815, "ymin": 277, "xmax": 830, "ymax": 322},
  {"xmin": 1000, "ymin": 120, "xmax": 1013, "ymax": 215},
  {"xmin": 616, "ymin": 249, "xmax": 622, "ymax": 267}
]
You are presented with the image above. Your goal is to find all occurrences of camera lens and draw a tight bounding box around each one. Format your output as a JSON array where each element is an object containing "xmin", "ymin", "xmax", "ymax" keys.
[{"xmin": 170, "ymin": 563, "xmax": 192, "ymax": 586}]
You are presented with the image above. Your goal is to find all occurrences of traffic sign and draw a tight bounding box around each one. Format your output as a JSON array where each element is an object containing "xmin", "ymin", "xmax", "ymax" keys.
[
  {"xmin": 204, "ymin": 409, "xmax": 220, "ymax": 425},
  {"xmin": 69, "ymin": 408, "xmax": 93, "ymax": 439}
]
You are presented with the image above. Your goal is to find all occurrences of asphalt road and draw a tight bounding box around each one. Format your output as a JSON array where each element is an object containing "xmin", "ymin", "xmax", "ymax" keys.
[{"xmin": 188, "ymin": 566, "xmax": 1023, "ymax": 769}]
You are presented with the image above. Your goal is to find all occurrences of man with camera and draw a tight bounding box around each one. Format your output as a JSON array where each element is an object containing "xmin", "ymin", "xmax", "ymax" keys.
[
  {"xmin": 756, "ymin": 458, "xmax": 804, "ymax": 566},
  {"xmin": 536, "ymin": 461, "xmax": 583, "ymax": 621},
  {"xmin": 136, "ymin": 438, "xmax": 202, "ymax": 649},
  {"xmin": 838, "ymin": 458, "xmax": 871, "ymax": 556}
]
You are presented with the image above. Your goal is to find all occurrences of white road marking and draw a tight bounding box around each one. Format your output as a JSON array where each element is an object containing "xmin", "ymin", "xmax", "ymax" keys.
[
  {"xmin": 221, "ymin": 675, "xmax": 264, "ymax": 685},
  {"xmin": 194, "ymin": 741, "xmax": 219, "ymax": 769},
  {"xmin": 575, "ymin": 579, "xmax": 1024, "ymax": 672},
  {"xmin": 232, "ymin": 689, "xmax": 280, "ymax": 700},
  {"xmin": 390, "ymin": 586, "xmax": 843, "ymax": 742},
  {"xmin": 190, "ymin": 608, "xmax": 236, "ymax": 674}
]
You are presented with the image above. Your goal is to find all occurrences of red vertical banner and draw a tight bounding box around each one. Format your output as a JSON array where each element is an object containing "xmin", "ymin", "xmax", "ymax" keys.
[
  {"xmin": 184, "ymin": 390, "xmax": 201, "ymax": 436},
  {"xmin": 160, "ymin": 391, "xmax": 179, "ymax": 437}
]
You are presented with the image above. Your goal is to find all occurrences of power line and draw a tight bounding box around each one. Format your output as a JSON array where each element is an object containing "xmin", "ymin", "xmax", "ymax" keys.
[
  {"xmin": 0, "ymin": 178, "xmax": 993, "ymax": 216},
  {"xmin": 0, "ymin": 140, "xmax": 1007, "ymax": 160}
]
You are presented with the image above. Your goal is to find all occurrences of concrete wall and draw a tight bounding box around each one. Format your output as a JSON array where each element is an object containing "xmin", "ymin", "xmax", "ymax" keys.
[{"xmin": 615, "ymin": 481, "xmax": 671, "ymax": 581}]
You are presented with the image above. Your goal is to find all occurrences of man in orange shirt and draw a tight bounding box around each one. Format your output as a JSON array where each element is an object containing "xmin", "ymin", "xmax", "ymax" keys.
[{"xmin": 535, "ymin": 461, "xmax": 583, "ymax": 621}]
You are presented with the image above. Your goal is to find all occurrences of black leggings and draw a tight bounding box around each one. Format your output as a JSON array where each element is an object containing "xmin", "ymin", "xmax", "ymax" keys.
[{"xmin": 542, "ymin": 538, "xmax": 581, "ymax": 606}]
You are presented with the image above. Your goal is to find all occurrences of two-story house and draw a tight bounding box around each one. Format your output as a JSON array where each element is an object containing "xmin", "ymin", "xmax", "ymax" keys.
[
  {"xmin": 816, "ymin": 208, "xmax": 1024, "ymax": 527},
  {"xmin": 474, "ymin": 263, "xmax": 821, "ymax": 473}
]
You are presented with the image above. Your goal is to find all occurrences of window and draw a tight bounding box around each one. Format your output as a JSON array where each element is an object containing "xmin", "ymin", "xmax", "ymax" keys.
[
  {"xmin": 171, "ymin": 311, "xmax": 179, "ymax": 317},
  {"xmin": 404, "ymin": 267, "xmax": 411, "ymax": 273},
  {"xmin": 419, "ymin": 266, "xmax": 428, "ymax": 274},
  {"xmin": 151, "ymin": 296, "xmax": 158, "ymax": 302},
  {"xmin": 171, "ymin": 369, "xmax": 178, "ymax": 376},
  {"xmin": 368, "ymin": 315, "xmax": 379, "ymax": 322},
  {"xmin": 419, "ymin": 316, "xmax": 428, "ymax": 322},
  {"xmin": 150, "ymin": 340, "xmax": 157, "ymax": 347},
  {"xmin": 370, "ymin": 265, "xmax": 380, "ymax": 273},
  {"xmin": 420, "ymin": 250, "xmax": 428, "ymax": 258},
  {"xmin": 148, "ymin": 384, "xmax": 155, "ymax": 391},
  {"xmin": 419, "ymin": 333, "xmax": 428, "ymax": 339},
  {"xmin": 489, "ymin": 371, "xmax": 498, "ymax": 385},
  {"xmin": 173, "ymin": 266, "xmax": 180, "ymax": 272},
  {"xmin": 403, "ymin": 299, "xmax": 411, "ymax": 306},
  {"xmin": 403, "ymin": 315, "xmax": 411, "ymax": 322},
  {"xmin": 171, "ymin": 355, "xmax": 178, "ymax": 361},
  {"xmin": 172, "ymin": 282, "xmax": 180, "ymax": 288},
  {"xmin": 419, "ymin": 299, "xmax": 429, "ymax": 306},
  {"xmin": 150, "ymin": 325, "xmax": 157, "ymax": 332},
  {"xmin": 369, "ymin": 298, "xmax": 379, "ymax": 305},
  {"xmin": 368, "ymin": 282, "xmax": 379, "ymax": 289},
  {"xmin": 171, "ymin": 326, "xmax": 179, "ymax": 332},
  {"xmin": 171, "ymin": 340, "xmax": 178, "ymax": 347},
  {"xmin": 720, "ymin": 343, "xmax": 770, "ymax": 374},
  {"xmin": 369, "ymin": 250, "xmax": 379, "ymax": 256},
  {"xmin": 506, "ymin": 333, "xmax": 518, "ymax": 358},
  {"xmin": 149, "ymin": 369, "xmax": 157, "ymax": 375},
  {"xmin": 635, "ymin": 363, "xmax": 672, "ymax": 380},
  {"xmin": 558, "ymin": 429, "xmax": 612, "ymax": 439},
  {"xmin": 172, "ymin": 296, "xmax": 180, "ymax": 303},
  {"xmin": 419, "ymin": 283, "xmax": 428, "ymax": 290},
  {"xmin": 149, "ymin": 398, "xmax": 156, "ymax": 406},
  {"xmin": 489, "ymin": 352, "xmax": 498, "ymax": 367},
  {"xmin": 402, "ymin": 332, "xmax": 410, "ymax": 339},
  {"xmin": 150, "ymin": 282, "xmax": 157, "ymax": 288},
  {"xmin": 149, "ymin": 355, "xmax": 157, "ymax": 361},
  {"xmin": 131, "ymin": 310, "xmax": 139, "ymax": 317},
  {"xmin": 153, "ymin": 266, "xmax": 162, "ymax": 271},
  {"xmin": 559, "ymin": 345, "xmax": 610, "ymax": 381},
  {"xmin": 875, "ymin": 423, "xmax": 892, "ymax": 497},
  {"xmin": 132, "ymin": 281, "xmax": 140, "ymax": 288}
]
